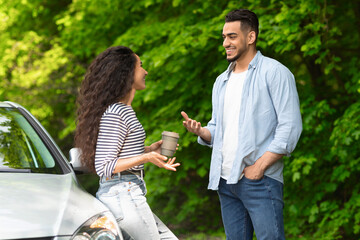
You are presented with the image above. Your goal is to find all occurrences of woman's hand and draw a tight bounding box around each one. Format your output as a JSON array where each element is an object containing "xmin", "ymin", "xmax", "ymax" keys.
[
  {"xmin": 148, "ymin": 140, "xmax": 162, "ymax": 154},
  {"xmin": 143, "ymin": 152, "xmax": 180, "ymax": 171},
  {"xmin": 147, "ymin": 140, "xmax": 179, "ymax": 154},
  {"xmin": 163, "ymin": 157, "xmax": 180, "ymax": 171}
]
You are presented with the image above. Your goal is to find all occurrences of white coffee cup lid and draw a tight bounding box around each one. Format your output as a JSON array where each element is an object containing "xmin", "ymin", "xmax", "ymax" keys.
[{"xmin": 162, "ymin": 131, "xmax": 179, "ymax": 138}]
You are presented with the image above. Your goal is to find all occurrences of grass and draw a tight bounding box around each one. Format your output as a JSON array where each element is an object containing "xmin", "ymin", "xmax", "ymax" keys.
[{"xmin": 178, "ymin": 233, "xmax": 226, "ymax": 240}]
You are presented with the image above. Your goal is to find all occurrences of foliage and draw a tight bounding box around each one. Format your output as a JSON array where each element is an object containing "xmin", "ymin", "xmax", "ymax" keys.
[{"xmin": 1, "ymin": 0, "xmax": 359, "ymax": 238}]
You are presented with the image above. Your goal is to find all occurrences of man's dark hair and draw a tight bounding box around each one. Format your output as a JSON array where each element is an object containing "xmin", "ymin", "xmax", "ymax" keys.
[{"xmin": 225, "ymin": 9, "xmax": 259, "ymax": 43}]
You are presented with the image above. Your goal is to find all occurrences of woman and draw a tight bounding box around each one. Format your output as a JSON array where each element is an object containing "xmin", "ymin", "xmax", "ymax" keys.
[{"xmin": 75, "ymin": 46, "xmax": 180, "ymax": 240}]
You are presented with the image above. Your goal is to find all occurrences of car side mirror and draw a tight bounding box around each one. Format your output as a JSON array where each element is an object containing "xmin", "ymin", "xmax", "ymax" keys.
[{"xmin": 69, "ymin": 148, "xmax": 89, "ymax": 174}]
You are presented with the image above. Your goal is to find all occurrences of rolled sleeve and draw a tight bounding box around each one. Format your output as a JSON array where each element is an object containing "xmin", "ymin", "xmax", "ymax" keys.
[
  {"xmin": 266, "ymin": 64, "xmax": 302, "ymax": 156},
  {"xmin": 197, "ymin": 126, "xmax": 214, "ymax": 147}
]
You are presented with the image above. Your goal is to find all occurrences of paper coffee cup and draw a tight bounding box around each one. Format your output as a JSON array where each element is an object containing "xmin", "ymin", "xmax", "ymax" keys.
[{"xmin": 161, "ymin": 131, "xmax": 180, "ymax": 157}]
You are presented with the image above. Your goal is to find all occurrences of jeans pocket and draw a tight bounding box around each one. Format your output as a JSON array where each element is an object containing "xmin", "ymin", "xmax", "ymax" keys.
[
  {"xmin": 243, "ymin": 175, "xmax": 264, "ymax": 184},
  {"xmin": 98, "ymin": 191, "xmax": 124, "ymax": 221}
]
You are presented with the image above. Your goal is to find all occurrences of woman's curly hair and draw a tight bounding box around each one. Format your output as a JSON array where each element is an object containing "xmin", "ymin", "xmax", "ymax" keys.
[{"xmin": 74, "ymin": 46, "xmax": 137, "ymax": 173}]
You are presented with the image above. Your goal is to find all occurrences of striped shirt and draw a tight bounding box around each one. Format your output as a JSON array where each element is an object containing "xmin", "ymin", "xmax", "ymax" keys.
[{"xmin": 95, "ymin": 102, "xmax": 146, "ymax": 177}]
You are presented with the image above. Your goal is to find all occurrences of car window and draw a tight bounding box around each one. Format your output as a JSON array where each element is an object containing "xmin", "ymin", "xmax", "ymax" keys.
[{"xmin": 0, "ymin": 107, "xmax": 63, "ymax": 174}]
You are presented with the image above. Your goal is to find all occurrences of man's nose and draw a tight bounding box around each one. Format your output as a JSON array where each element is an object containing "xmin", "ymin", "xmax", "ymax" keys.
[{"xmin": 223, "ymin": 37, "xmax": 229, "ymax": 48}]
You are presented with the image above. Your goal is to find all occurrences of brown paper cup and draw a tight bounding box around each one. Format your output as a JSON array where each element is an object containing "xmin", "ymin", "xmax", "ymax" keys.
[{"xmin": 161, "ymin": 131, "xmax": 180, "ymax": 157}]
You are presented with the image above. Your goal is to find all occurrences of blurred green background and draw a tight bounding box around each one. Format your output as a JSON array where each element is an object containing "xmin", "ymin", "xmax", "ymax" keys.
[{"xmin": 1, "ymin": 0, "xmax": 359, "ymax": 239}]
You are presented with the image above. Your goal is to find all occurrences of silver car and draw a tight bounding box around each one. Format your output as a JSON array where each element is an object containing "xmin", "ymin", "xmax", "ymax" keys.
[{"xmin": 0, "ymin": 101, "xmax": 123, "ymax": 240}]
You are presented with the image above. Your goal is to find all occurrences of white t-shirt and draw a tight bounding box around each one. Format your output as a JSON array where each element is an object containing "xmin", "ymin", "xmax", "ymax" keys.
[{"xmin": 221, "ymin": 70, "xmax": 248, "ymax": 180}]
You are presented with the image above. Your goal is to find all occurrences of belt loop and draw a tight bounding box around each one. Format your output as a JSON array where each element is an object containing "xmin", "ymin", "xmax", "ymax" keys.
[{"xmin": 115, "ymin": 172, "xmax": 120, "ymax": 179}]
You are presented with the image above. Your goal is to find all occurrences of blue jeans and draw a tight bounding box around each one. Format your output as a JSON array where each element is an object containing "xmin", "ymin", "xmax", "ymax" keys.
[
  {"xmin": 96, "ymin": 174, "xmax": 178, "ymax": 240},
  {"xmin": 218, "ymin": 176, "xmax": 285, "ymax": 240}
]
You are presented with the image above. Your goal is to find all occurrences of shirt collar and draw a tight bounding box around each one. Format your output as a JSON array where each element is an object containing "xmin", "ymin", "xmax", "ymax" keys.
[
  {"xmin": 249, "ymin": 50, "xmax": 262, "ymax": 69},
  {"xmin": 223, "ymin": 51, "xmax": 262, "ymax": 82}
]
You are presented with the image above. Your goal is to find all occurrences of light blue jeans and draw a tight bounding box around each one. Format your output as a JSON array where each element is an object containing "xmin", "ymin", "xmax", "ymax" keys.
[
  {"xmin": 96, "ymin": 174, "xmax": 178, "ymax": 240},
  {"xmin": 218, "ymin": 176, "xmax": 285, "ymax": 240}
]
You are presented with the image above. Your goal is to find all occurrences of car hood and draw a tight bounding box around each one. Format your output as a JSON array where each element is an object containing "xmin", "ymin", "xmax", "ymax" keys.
[{"xmin": 0, "ymin": 173, "xmax": 107, "ymax": 239}]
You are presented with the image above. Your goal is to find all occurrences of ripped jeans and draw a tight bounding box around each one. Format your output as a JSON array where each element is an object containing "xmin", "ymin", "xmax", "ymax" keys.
[{"xmin": 96, "ymin": 174, "xmax": 178, "ymax": 240}]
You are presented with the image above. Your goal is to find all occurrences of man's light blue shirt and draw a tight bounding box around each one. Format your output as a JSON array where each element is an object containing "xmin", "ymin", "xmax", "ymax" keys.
[{"xmin": 198, "ymin": 51, "xmax": 302, "ymax": 190}]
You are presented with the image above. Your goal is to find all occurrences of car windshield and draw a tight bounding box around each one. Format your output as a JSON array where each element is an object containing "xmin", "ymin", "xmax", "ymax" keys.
[{"xmin": 0, "ymin": 107, "xmax": 62, "ymax": 174}]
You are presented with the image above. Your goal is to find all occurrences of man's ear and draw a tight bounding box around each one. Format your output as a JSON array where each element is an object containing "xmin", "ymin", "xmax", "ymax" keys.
[{"xmin": 248, "ymin": 31, "xmax": 256, "ymax": 45}]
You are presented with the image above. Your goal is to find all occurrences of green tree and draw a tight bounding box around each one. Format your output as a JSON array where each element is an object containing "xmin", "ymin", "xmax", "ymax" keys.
[{"xmin": 0, "ymin": 0, "xmax": 359, "ymax": 238}]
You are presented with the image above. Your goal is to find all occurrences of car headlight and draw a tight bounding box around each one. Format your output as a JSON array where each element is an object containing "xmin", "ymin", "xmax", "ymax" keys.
[{"xmin": 72, "ymin": 211, "xmax": 123, "ymax": 240}]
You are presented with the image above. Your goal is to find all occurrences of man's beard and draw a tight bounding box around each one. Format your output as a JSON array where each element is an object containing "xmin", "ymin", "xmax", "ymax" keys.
[{"xmin": 227, "ymin": 51, "xmax": 241, "ymax": 63}]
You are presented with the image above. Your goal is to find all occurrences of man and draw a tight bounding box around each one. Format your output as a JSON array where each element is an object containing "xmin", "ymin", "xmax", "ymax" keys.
[{"xmin": 181, "ymin": 9, "xmax": 302, "ymax": 240}]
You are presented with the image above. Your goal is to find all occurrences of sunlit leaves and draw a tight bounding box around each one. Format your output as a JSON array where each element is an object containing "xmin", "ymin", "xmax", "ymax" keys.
[{"xmin": 1, "ymin": 0, "xmax": 360, "ymax": 237}]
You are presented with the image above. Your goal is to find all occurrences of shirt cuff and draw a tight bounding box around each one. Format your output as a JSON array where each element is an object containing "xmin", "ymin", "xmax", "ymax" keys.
[{"xmin": 267, "ymin": 141, "xmax": 290, "ymax": 156}]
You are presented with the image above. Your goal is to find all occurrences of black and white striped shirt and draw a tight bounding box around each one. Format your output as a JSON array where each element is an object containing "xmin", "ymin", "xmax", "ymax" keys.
[{"xmin": 95, "ymin": 102, "xmax": 146, "ymax": 177}]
